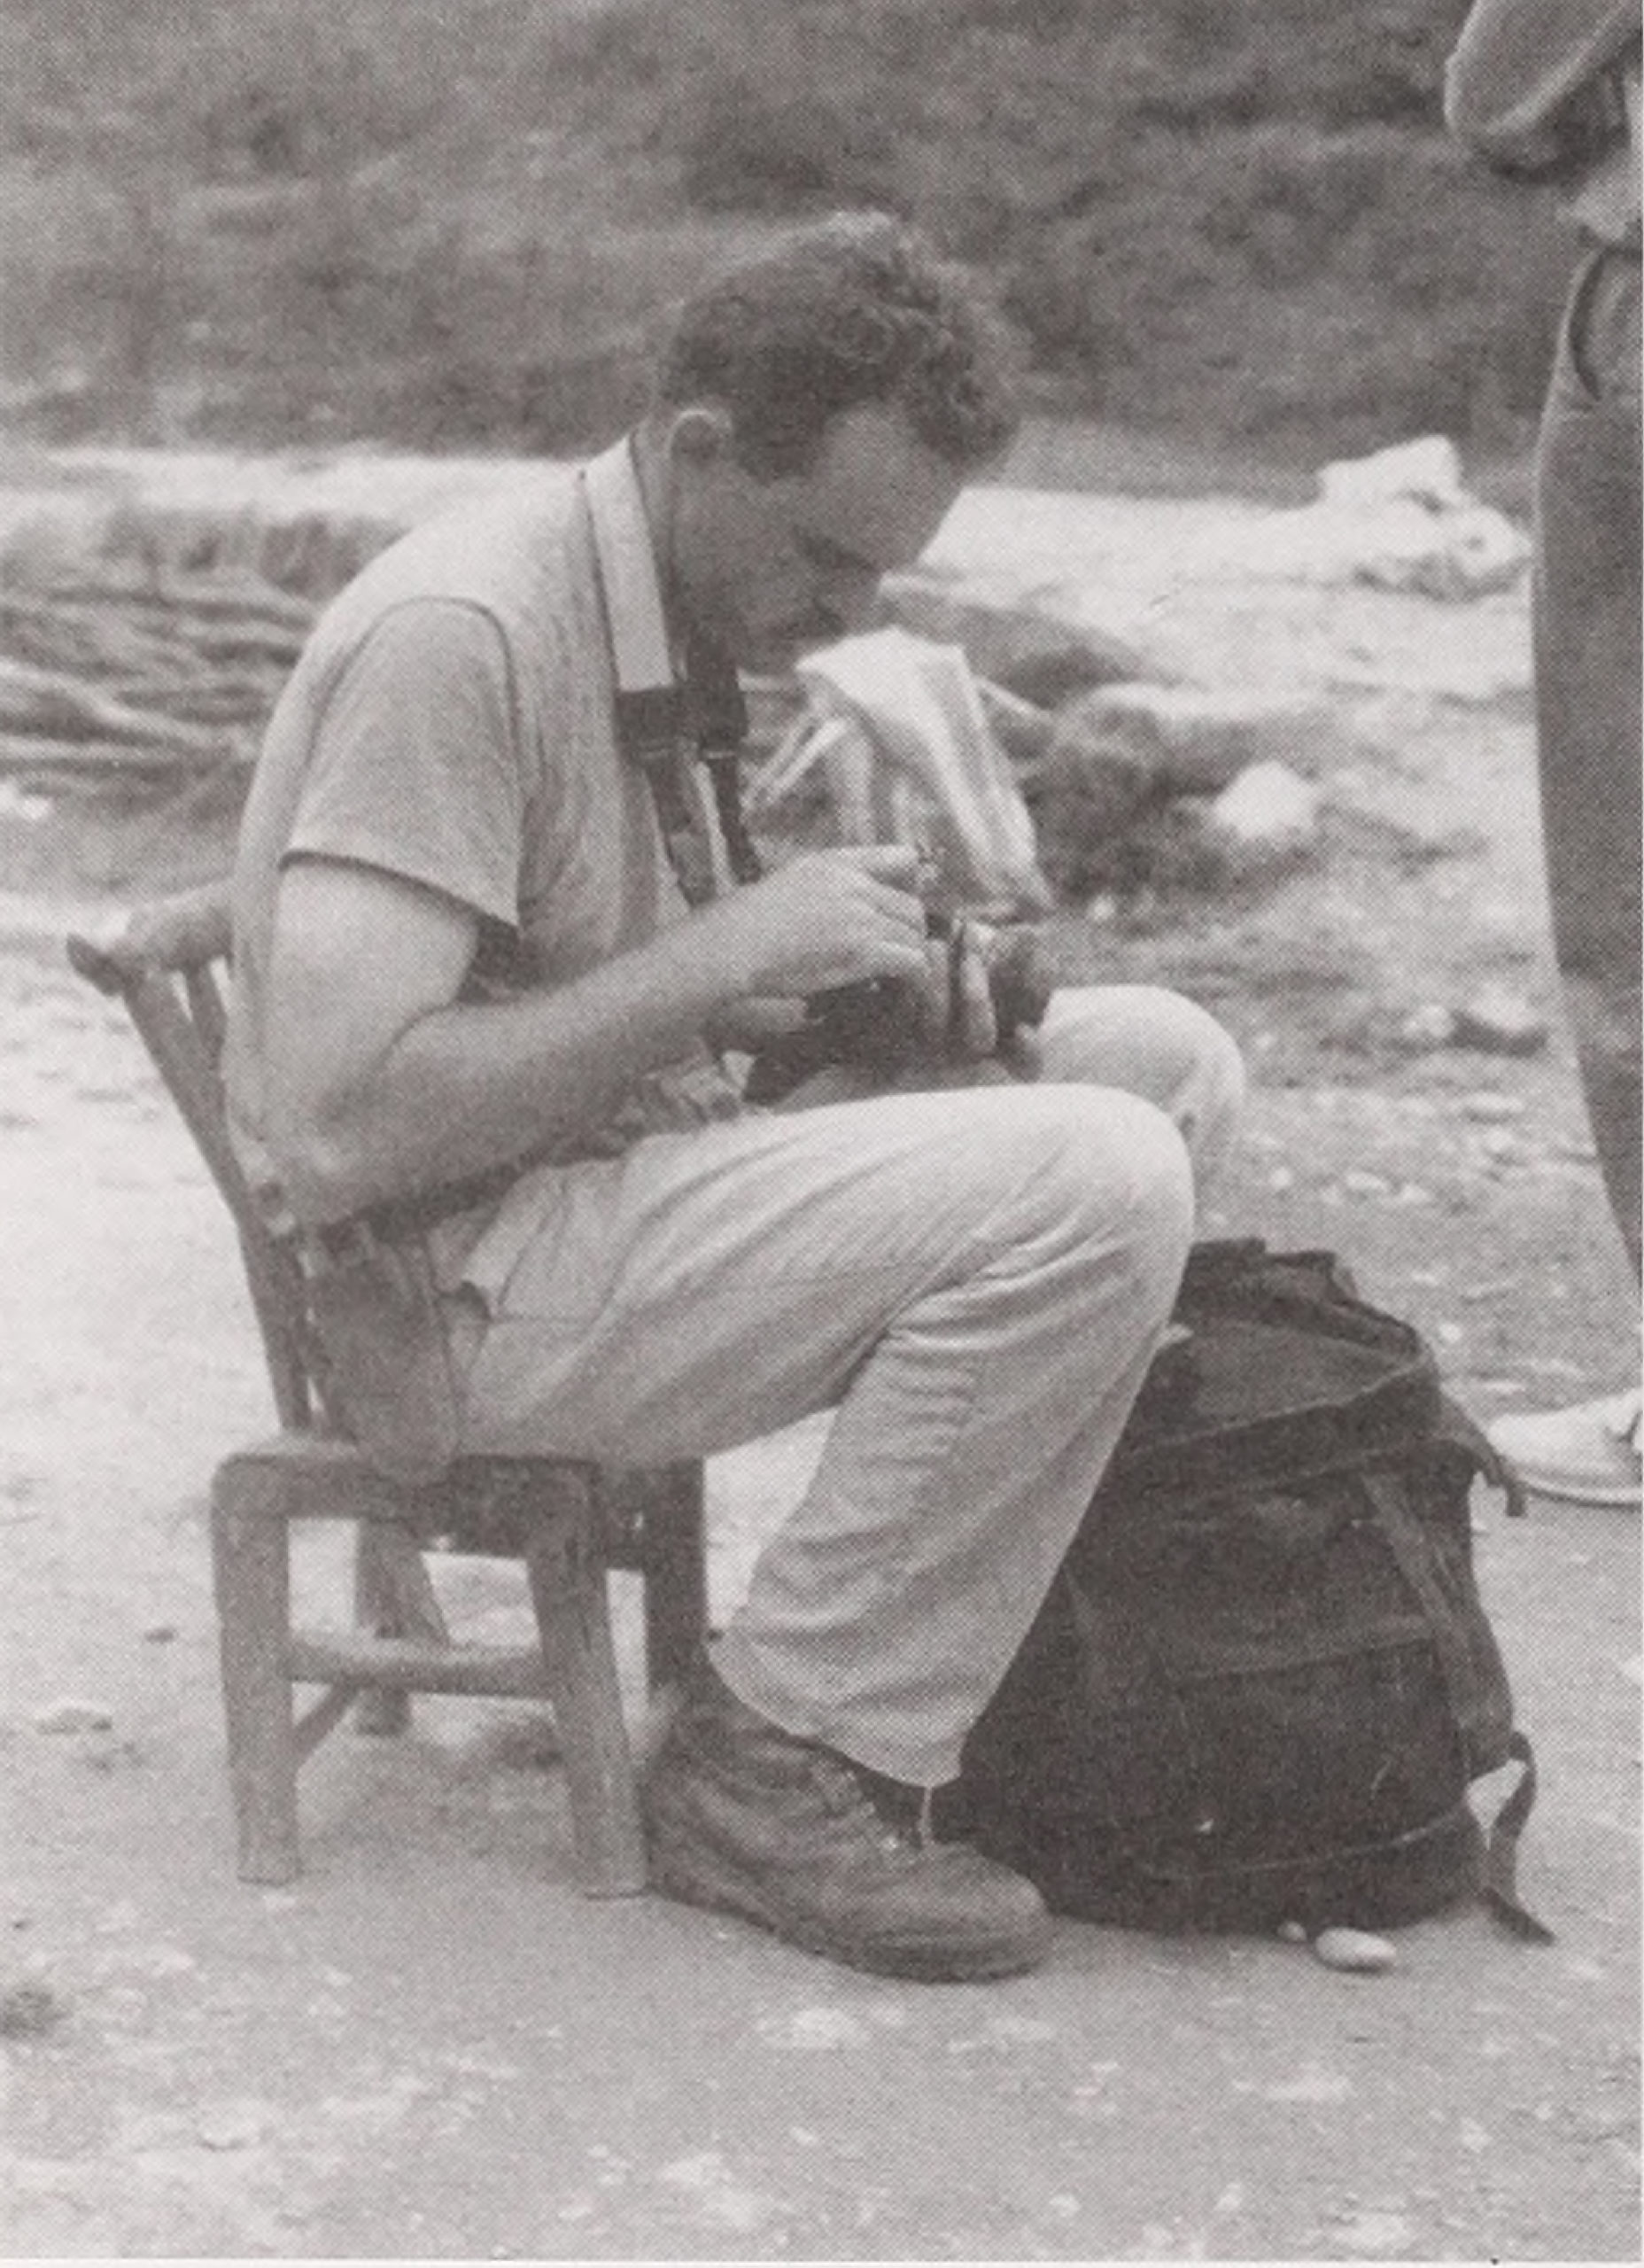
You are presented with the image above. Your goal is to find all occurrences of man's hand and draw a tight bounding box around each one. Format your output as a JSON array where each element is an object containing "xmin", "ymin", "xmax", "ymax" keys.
[
  {"xmin": 942, "ymin": 921, "xmax": 1002, "ymax": 1060},
  {"xmin": 873, "ymin": 921, "xmax": 1002, "ymax": 1062},
  {"xmin": 696, "ymin": 845, "xmax": 932, "ymax": 999}
]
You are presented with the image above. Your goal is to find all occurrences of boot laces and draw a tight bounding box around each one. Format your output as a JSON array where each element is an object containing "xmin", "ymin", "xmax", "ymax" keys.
[{"xmin": 811, "ymin": 1752, "xmax": 933, "ymax": 1855}]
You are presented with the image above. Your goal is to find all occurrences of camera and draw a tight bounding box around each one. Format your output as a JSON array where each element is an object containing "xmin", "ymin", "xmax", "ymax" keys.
[{"xmin": 742, "ymin": 911, "xmax": 1054, "ymax": 1105}]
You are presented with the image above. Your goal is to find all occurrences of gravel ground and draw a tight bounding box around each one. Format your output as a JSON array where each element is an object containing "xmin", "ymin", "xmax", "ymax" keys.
[{"xmin": 0, "ymin": 457, "xmax": 1636, "ymax": 2261}]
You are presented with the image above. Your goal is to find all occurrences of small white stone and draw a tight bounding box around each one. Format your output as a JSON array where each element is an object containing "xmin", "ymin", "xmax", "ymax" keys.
[
  {"xmin": 757, "ymin": 2004, "xmax": 872, "ymax": 2052},
  {"xmin": 197, "ymin": 2102, "xmax": 268, "ymax": 2151},
  {"xmin": 1398, "ymin": 1003, "xmax": 1457, "ymax": 1050},
  {"xmin": 1333, "ymin": 2205, "xmax": 1416, "ymax": 2256},
  {"xmin": 32, "ymin": 1697, "xmax": 113, "ymax": 1735},
  {"xmin": 1453, "ymin": 986, "xmax": 1547, "ymax": 1057},
  {"xmin": 1313, "ymin": 1927, "xmax": 1397, "ymax": 1974},
  {"xmin": 1460, "ymin": 1091, "xmax": 1525, "ymax": 1123},
  {"xmin": 1276, "ymin": 1919, "xmax": 1309, "ymax": 1944},
  {"xmin": 1210, "ymin": 759, "xmax": 1322, "ymax": 849}
]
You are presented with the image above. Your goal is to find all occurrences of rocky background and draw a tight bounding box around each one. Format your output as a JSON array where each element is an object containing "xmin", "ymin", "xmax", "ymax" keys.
[{"xmin": 0, "ymin": 0, "xmax": 1573, "ymax": 472}]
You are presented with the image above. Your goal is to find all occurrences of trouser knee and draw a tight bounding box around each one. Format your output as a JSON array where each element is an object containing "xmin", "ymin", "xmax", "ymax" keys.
[
  {"xmin": 1035, "ymin": 1084, "xmax": 1196, "ymax": 1321},
  {"xmin": 1042, "ymin": 985, "xmax": 1245, "ymax": 1199},
  {"xmin": 1166, "ymin": 996, "xmax": 1245, "ymax": 1197}
]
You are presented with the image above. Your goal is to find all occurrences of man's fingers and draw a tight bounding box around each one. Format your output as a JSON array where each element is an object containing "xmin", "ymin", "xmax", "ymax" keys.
[
  {"xmin": 840, "ymin": 842, "xmax": 923, "ymax": 887},
  {"xmin": 873, "ymin": 938, "xmax": 940, "ymax": 986},
  {"xmin": 952, "ymin": 926, "xmax": 999, "ymax": 1057},
  {"xmin": 865, "ymin": 877, "xmax": 931, "ymax": 934}
]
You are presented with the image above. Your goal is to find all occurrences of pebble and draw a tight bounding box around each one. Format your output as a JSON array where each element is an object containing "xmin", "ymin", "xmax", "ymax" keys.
[
  {"xmin": 1452, "ymin": 986, "xmax": 1547, "ymax": 1057},
  {"xmin": 1276, "ymin": 1919, "xmax": 1309, "ymax": 1944},
  {"xmin": 1208, "ymin": 759, "xmax": 1322, "ymax": 849},
  {"xmin": 756, "ymin": 2005, "xmax": 872, "ymax": 2052},
  {"xmin": 1459, "ymin": 1091, "xmax": 1525, "ymax": 1123},
  {"xmin": 31, "ymin": 1697, "xmax": 113, "ymax": 1735},
  {"xmin": 1313, "ymin": 1927, "xmax": 1397, "ymax": 1974},
  {"xmin": 1398, "ymin": 1003, "xmax": 1457, "ymax": 1050},
  {"xmin": 1332, "ymin": 2205, "xmax": 1415, "ymax": 2256},
  {"xmin": 0, "ymin": 1978, "xmax": 68, "ymax": 2038},
  {"xmin": 196, "ymin": 2103, "xmax": 268, "ymax": 2151}
]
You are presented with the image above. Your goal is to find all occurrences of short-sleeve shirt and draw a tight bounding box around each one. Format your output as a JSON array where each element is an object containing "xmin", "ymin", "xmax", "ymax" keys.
[{"xmin": 224, "ymin": 441, "xmax": 744, "ymax": 1216}]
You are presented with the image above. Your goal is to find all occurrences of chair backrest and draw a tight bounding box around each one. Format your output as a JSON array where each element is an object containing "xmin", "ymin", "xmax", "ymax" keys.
[{"xmin": 66, "ymin": 880, "xmax": 318, "ymax": 1431}]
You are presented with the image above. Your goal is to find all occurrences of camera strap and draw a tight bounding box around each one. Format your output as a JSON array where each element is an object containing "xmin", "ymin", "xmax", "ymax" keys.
[{"xmin": 583, "ymin": 439, "xmax": 761, "ymax": 907}]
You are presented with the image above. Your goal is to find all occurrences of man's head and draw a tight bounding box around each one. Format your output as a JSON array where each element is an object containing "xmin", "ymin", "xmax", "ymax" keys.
[{"xmin": 639, "ymin": 212, "xmax": 1020, "ymax": 671}]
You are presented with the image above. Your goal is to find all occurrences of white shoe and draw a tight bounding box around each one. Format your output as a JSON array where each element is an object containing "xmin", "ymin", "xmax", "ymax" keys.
[{"xmin": 1487, "ymin": 1389, "xmax": 1641, "ymax": 1508}]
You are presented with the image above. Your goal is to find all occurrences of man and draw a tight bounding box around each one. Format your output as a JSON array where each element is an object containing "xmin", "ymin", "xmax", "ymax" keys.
[
  {"xmin": 225, "ymin": 214, "xmax": 1244, "ymax": 1981},
  {"xmin": 1446, "ymin": 4, "xmax": 1641, "ymax": 1507}
]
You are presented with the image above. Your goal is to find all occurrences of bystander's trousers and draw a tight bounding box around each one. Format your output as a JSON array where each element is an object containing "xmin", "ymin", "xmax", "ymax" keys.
[{"xmin": 1534, "ymin": 240, "xmax": 1642, "ymax": 1276}]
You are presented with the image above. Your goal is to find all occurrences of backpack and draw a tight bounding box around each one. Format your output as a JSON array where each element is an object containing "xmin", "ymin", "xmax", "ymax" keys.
[{"xmin": 942, "ymin": 1239, "xmax": 1551, "ymax": 1942}]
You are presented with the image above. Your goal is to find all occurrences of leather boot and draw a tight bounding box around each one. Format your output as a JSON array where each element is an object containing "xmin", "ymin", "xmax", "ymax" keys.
[{"xmin": 643, "ymin": 1660, "xmax": 1052, "ymax": 1981}]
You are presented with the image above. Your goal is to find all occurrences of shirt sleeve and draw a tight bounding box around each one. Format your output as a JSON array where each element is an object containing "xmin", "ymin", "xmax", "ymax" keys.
[
  {"xmin": 1445, "ymin": 0, "xmax": 1640, "ymax": 168},
  {"xmin": 284, "ymin": 598, "xmax": 526, "ymax": 932}
]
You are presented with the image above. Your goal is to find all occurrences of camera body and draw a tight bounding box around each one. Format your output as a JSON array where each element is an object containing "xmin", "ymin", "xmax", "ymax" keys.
[{"xmin": 742, "ymin": 913, "xmax": 1054, "ymax": 1105}]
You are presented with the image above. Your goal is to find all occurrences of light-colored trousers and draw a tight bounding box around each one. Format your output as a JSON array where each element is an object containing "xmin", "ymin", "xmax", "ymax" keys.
[{"xmin": 450, "ymin": 986, "xmax": 1245, "ymax": 1787}]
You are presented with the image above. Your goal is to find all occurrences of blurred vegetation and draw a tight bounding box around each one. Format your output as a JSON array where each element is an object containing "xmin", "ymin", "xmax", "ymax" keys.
[{"xmin": 0, "ymin": 0, "xmax": 1578, "ymax": 467}]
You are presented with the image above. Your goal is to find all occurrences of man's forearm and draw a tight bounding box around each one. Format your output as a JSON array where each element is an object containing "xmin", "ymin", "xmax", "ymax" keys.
[
  {"xmin": 268, "ymin": 842, "xmax": 930, "ymax": 1222},
  {"xmin": 1446, "ymin": 0, "xmax": 1640, "ymax": 166},
  {"xmin": 279, "ymin": 920, "xmax": 744, "ymax": 1222}
]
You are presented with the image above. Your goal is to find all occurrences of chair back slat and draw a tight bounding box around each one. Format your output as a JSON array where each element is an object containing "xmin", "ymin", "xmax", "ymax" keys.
[
  {"xmin": 237, "ymin": 1231, "xmax": 313, "ymax": 1430},
  {"xmin": 185, "ymin": 964, "xmax": 229, "ymax": 1067},
  {"xmin": 67, "ymin": 882, "xmax": 316, "ymax": 1429}
]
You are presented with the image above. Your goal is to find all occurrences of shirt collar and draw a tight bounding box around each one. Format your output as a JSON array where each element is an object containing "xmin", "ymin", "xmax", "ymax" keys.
[{"xmin": 582, "ymin": 434, "xmax": 748, "ymax": 764}]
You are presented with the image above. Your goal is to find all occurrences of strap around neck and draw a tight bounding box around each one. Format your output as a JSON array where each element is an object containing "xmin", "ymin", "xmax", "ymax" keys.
[{"xmin": 582, "ymin": 436, "xmax": 760, "ymax": 894}]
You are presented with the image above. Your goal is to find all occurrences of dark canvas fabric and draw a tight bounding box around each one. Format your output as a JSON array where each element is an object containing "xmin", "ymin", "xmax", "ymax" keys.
[{"xmin": 945, "ymin": 1242, "xmax": 1545, "ymax": 1938}]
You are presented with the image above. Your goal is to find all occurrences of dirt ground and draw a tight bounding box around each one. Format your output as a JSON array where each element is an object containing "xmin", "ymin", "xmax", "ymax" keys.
[{"xmin": 0, "ymin": 460, "xmax": 1638, "ymax": 2262}]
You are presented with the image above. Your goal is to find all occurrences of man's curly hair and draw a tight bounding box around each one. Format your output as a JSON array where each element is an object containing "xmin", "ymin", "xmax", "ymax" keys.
[{"xmin": 655, "ymin": 211, "xmax": 1021, "ymax": 478}]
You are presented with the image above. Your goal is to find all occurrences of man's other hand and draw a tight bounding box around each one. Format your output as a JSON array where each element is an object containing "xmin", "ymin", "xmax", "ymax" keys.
[{"xmin": 699, "ymin": 845, "xmax": 932, "ymax": 1000}]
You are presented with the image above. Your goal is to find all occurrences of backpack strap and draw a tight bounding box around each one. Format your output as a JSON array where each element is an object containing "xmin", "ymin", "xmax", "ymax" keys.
[
  {"xmin": 1361, "ymin": 1469, "xmax": 1552, "ymax": 1944},
  {"xmin": 1479, "ymin": 1732, "xmax": 1555, "ymax": 1944},
  {"xmin": 1435, "ymin": 1389, "xmax": 1529, "ymax": 1518}
]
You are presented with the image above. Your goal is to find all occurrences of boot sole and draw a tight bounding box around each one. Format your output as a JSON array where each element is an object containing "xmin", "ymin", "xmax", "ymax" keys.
[{"xmin": 648, "ymin": 1822, "xmax": 1050, "ymax": 1984}]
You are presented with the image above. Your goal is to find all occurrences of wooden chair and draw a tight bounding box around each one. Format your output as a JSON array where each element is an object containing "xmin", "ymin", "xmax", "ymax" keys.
[{"xmin": 66, "ymin": 881, "xmax": 707, "ymax": 1895}]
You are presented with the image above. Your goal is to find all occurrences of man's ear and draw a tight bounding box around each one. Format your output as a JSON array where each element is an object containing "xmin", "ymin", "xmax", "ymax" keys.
[{"xmin": 665, "ymin": 404, "xmax": 736, "ymax": 468}]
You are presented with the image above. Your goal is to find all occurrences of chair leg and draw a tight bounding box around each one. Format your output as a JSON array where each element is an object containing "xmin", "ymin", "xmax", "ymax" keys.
[
  {"xmin": 211, "ymin": 1463, "xmax": 300, "ymax": 1885},
  {"xmin": 352, "ymin": 1523, "xmax": 442, "ymax": 1736},
  {"xmin": 643, "ymin": 1461, "xmax": 710, "ymax": 1692},
  {"xmin": 523, "ymin": 1469, "xmax": 648, "ymax": 1898}
]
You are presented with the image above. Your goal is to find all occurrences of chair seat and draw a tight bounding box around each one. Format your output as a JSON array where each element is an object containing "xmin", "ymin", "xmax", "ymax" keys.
[
  {"xmin": 215, "ymin": 1429, "xmax": 591, "ymax": 1535},
  {"xmin": 215, "ymin": 1431, "xmax": 694, "ymax": 1571}
]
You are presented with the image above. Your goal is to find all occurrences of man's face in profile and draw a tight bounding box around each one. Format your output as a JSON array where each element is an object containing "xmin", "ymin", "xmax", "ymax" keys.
[{"xmin": 671, "ymin": 402, "xmax": 965, "ymax": 672}]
